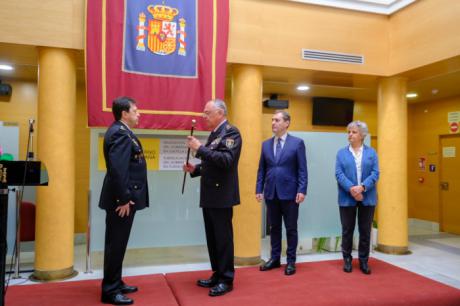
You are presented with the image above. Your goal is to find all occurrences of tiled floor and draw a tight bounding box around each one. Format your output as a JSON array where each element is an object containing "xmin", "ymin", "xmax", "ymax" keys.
[{"xmin": 6, "ymin": 219, "xmax": 460, "ymax": 290}]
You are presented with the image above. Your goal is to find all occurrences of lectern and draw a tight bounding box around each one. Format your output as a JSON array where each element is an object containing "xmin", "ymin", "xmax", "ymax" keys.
[{"xmin": 0, "ymin": 161, "xmax": 48, "ymax": 306}]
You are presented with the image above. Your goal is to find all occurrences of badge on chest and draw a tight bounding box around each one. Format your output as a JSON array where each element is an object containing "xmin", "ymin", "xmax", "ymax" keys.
[{"xmin": 209, "ymin": 137, "xmax": 221, "ymax": 149}]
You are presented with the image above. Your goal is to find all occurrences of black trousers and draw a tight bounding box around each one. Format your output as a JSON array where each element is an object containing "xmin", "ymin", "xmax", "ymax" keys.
[
  {"xmin": 266, "ymin": 197, "xmax": 299, "ymax": 264},
  {"xmin": 202, "ymin": 207, "xmax": 234, "ymax": 283},
  {"xmin": 102, "ymin": 208, "xmax": 136, "ymax": 295},
  {"xmin": 339, "ymin": 203, "xmax": 375, "ymax": 260}
]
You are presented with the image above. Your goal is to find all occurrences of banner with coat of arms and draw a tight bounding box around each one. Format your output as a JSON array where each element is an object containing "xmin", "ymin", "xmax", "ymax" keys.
[{"xmin": 86, "ymin": 0, "xmax": 229, "ymax": 130}]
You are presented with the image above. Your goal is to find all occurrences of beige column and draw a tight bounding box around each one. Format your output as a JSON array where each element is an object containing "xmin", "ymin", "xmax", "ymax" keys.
[
  {"xmin": 32, "ymin": 47, "xmax": 78, "ymax": 281},
  {"xmin": 376, "ymin": 76, "xmax": 410, "ymax": 255},
  {"xmin": 230, "ymin": 64, "xmax": 263, "ymax": 265}
]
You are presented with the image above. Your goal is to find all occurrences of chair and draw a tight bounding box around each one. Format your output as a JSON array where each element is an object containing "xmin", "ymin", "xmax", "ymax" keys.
[{"xmin": 20, "ymin": 201, "xmax": 36, "ymax": 242}]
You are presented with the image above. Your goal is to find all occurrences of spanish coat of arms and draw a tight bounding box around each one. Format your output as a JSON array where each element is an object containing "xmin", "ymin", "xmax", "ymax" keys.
[{"xmin": 135, "ymin": 3, "xmax": 187, "ymax": 56}]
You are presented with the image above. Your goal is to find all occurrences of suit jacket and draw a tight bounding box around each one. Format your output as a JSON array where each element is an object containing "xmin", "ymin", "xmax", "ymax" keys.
[
  {"xmin": 99, "ymin": 121, "xmax": 149, "ymax": 211},
  {"xmin": 191, "ymin": 121, "xmax": 242, "ymax": 208},
  {"xmin": 335, "ymin": 144, "xmax": 379, "ymax": 207},
  {"xmin": 256, "ymin": 134, "xmax": 308, "ymax": 201}
]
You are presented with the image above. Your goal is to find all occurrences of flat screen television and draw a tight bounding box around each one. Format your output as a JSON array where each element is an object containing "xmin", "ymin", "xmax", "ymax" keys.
[{"xmin": 312, "ymin": 97, "xmax": 354, "ymax": 126}]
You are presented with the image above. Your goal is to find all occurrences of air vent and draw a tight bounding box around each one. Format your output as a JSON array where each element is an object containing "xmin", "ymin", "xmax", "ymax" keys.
[{"xmin": 301, "ymin": 49, "xmax": 364, "ymax": 64}]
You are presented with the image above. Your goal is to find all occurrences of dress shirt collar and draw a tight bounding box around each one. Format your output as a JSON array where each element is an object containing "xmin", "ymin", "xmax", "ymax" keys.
[
  {"xmin": 275, "ymin": 132, "xmax": 288, "ymax": 144},
  {"xmin": 348, "ymin": 144, "xmax": 363, "ymax": 156},
  {"xmin": 213, "ymin": 119, "xmax": 227, "ymax": 133}
]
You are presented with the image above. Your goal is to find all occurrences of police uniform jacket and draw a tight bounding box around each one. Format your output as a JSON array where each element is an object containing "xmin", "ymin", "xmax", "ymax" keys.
[
  {"xmin": 99, "ymin": 121, "xmax": 149, "ymax": 211},
  {"xmin": 191, "ymin": 121, "xmax": 242, "ymax": 208}
]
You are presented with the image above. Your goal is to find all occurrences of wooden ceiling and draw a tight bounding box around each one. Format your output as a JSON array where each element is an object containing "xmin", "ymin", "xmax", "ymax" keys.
[
  {"xmin": 0, "ymin": 43, "xmax": 85, "ymax": 84},
  {"xmin": 1, "ymin": 42, "xmax": 460, "ymax": 103}
]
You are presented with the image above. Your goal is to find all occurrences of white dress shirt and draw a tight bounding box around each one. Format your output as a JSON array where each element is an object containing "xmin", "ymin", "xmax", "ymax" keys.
[{"xmin": 349, "ymin": 145, "xmax": 363, "ymax": 185}]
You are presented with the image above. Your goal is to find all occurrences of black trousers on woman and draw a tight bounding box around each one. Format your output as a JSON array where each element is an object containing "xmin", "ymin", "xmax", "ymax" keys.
[{"xmin": 339, "ymin": 202, "xmax": 375, "ymax": 260}]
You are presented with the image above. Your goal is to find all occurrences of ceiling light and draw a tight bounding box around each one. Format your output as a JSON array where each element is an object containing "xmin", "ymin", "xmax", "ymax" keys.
[
  {"xmin": 297, "ymin": 85, "xmax": 310, "ymax": 91},
  {"xmin": 406, "ymin": 93, "xmax": 418, "ymax": 99},
  {"xmin": 0, "ymin": 64, "xmax": 14, "ymax": 71}
]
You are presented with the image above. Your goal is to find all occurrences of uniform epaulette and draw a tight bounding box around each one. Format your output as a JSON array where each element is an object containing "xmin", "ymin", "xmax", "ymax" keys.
[
  {"xmin": 118, "ymin": 125, "xmax": 130, "ymax": 135},
  {"xmin": 118, "ymin": 125, "xmax": 129, "ymax": 134}
]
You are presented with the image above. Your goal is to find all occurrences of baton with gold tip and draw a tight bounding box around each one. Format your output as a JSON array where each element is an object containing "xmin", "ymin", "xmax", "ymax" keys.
[{"xmin": 182, "ymin": 119, "xmax": 196, "ymax": 194}]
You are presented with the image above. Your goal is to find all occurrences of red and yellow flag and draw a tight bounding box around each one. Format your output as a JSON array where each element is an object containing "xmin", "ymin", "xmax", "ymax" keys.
[{"xmin": 86, "ymin": 0, "xmax": 229, "ymax": 130}]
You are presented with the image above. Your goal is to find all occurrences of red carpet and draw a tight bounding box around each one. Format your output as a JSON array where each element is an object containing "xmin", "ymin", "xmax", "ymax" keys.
[
  {"xmin": 5, "ymin": 259, "xmax": 460, "ymax": 306},
  {"xmin": 165, "ymin": 258, "xmax": 460, "ymax": 306},
  {"xmin": 5, "ymin": 274, "xmax": 178, "ymax": 306}
]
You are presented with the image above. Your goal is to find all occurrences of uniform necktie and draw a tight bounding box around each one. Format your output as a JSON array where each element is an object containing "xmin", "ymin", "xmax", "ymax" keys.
[{"xmin": 275, "ymin": 138, "xmax": 282, "ymax": 160}]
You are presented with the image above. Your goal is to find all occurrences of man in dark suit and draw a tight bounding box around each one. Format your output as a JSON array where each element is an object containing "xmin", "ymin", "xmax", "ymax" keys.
[
  {"xmin": 256, "ymin": 110, "xmax": 308, "ymax": 276},
  {"xmin": 99, "ymin": 96, "xmax": 149, "ymax": 305},
  {"xmin": 183, "ymin": 99, "xmax": 242, "ymax": 297}
]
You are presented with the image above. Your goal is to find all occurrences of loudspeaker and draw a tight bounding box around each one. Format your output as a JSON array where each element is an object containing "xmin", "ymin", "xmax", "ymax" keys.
[
  {"xmin": 263, "ymin": 99, "xmax": 289, "ymax": 109},
  {"xmin": 0, "ymin": 83, "xmax": 12, "ymax": 96}
]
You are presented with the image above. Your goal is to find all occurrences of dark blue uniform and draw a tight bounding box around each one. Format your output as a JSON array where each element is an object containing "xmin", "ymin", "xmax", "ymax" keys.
[
  {"xmin": 191, "ymin": 121, "xmax": 242, "ymax": 284},
  {"xmin": 99, "ymin": 121, "xmax": 149, "ymax": 296}
]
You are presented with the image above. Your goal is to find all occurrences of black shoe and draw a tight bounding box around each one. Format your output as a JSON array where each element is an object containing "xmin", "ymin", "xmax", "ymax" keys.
[
  {"xmin": 209, "ymin": 282, "xmax": 233, "ymax": 297},
  {"xmin": 197, "ymin": 277, "xmax": 218, "ymax": 288},
  {"xmin": 285, "ymin": 263, "xmax": 296, "ymax": 276},
  {"xmin": 120, "ymin": 284, "xmax": 138, "ymax": 294},
  {"xmin": 359, "ymin": 259, "xmax": 371, "ymax": 275},
  {"xmin": 101, "ymin": 293, "xmax": 134, "ymax": 305},
  {"xmin": 260, "ymin": 258, "xmax": 281, "ymax": 271},
  {"xmin": 343, "ymin": 257, "xmax": 352, "ymax": 273}
]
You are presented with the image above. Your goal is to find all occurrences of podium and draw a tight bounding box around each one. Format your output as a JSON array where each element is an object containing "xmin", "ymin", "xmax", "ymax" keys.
[{"xmin": 0, "ymin": 161, "xmax": 48, "ymax": 306}]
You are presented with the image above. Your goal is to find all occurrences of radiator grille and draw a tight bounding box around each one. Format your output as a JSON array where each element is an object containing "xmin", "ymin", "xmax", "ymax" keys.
[{"xmin": 302, "ymin": 49, "xmax": 364, "ymax": 64}]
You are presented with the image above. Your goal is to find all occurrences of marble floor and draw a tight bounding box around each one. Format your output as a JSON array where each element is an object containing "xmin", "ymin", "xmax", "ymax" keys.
[{"xmin": 6, "ymin": 219, "xmax": 460, "ymax": 290}]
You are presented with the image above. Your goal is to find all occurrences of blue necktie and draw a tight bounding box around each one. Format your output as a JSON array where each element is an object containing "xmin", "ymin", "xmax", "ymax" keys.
[{"xmin": 275, "ymin": 138, "xmax": 282, "ymax": 161}]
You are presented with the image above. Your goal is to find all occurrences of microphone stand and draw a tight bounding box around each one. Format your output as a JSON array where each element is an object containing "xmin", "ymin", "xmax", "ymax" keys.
[
  {"xmin": 181, "ymin": 120, "xmax": 196, "ymax": 194},
  {"xmin": 12, "ymin": 119, "xmax": 35, "ymax": 279}
]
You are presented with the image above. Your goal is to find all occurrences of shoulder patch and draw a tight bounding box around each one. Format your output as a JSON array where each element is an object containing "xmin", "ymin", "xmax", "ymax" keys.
[
  {"xmin": 225, "ymin": 138, "xmax": 235, "ymax": 149},
  {"xmin": 226, "ymin": 124, "xmax": 232, "ymax": 130}
]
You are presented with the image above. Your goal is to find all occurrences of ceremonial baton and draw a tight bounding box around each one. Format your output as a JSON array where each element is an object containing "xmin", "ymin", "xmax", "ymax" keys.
[{"xmin": 182, "ymin": 119, "xmax": 196, "ymax": 194}]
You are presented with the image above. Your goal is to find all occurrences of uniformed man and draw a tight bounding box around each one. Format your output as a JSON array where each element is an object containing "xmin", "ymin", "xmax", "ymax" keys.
[
  {"xmin": 99, "ymin": 96, "xmax": 149, "ymax": 305},
  {"xmin": 183, "ymin": 99, "xmax": 242, "ymax": 297}
]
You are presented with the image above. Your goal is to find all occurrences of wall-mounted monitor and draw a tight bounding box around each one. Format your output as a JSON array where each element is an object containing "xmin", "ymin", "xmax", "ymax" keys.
[{"xmin": 312, "ymin": 97, "xmax": 354, "ymax": 126}]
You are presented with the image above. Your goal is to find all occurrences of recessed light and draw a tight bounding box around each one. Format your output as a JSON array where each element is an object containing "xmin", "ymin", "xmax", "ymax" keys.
[
  {"xmin": 0, "ymin": 64, "xmax": 14, "ymax": 71},
  {"xmin": 406, "ymin": 93, "xmax": 418, "ymax": 98},
  {"xmin": 297, "ymin": 85, "xmax": 310, "ymax": 91}
]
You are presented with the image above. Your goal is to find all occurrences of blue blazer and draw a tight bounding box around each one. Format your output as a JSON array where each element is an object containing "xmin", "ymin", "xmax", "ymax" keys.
[
  {"xmin": 335, "ymin": 145, "xmax": 379, "ymax": 207},
  {"xmin": 256, "ymin": 134, "xmax": 308, "ymax": 201}
]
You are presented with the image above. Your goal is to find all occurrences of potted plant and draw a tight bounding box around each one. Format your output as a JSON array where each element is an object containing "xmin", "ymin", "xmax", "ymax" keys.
[{"xmin": 371, "ymin": 220, "xmax": 378, "ymax": 249}]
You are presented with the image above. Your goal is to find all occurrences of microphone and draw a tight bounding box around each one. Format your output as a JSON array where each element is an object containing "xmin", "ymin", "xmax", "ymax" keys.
[
  {"xmin": 28, "ymin": 119, "xmax": 35, "ymax": 133},
  {"xmin": 181, "ymin": 119, "xmax": 197, "ymax": 194},
  {"xmin": 27, "ymin": 119, "xmax": 35, "ymax": 160}
]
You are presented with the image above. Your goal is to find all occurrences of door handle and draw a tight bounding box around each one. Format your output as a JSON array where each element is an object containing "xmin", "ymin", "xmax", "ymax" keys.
[{"xmin": 440, "ymin": 182, "xmax": 449, "ymax": 190}]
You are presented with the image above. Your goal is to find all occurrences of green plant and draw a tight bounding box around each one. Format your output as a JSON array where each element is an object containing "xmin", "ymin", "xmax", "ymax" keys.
[
  {"xmin": 334, "ymin": 236, "xmax": 341, "ymax": 251},
  {"xmin": 315, "ymin": 236, "xmax": 341, "ymax": 252},
  {"xmin": 316, "ymin": 237, "xmax": 327, "ymax": 252}
]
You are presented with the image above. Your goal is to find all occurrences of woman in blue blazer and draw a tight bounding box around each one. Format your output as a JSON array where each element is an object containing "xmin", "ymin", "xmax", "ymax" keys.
[{"xmin": 335, "ymin": 121, "xmax": 379, "ymax": 275}]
